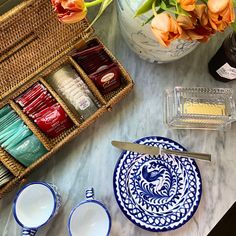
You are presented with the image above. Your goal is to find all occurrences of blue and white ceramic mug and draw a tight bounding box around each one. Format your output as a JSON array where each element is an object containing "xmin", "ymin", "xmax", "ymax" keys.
[
  {"xmin": 13, "ymin": 182, "xmax": 62, "ymax": 236},
  {"xmin": 68, "ymin": 188, "xmax": 111, "ymax": 236}
]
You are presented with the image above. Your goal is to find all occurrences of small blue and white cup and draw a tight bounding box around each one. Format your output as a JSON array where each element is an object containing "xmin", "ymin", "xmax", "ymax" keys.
[
  {"xmin": 68, "ymin": 188, "xmax": 111, "ymax": 236},
  {"xmin": 13, "ymin": 182, "xmax": 62, "ymax": 236}
]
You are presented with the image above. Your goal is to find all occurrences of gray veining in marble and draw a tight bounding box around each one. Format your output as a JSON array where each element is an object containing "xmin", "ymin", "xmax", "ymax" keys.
[{"xmin": 1, "ymin": 2, "xmax": 236, "ymax": 236}]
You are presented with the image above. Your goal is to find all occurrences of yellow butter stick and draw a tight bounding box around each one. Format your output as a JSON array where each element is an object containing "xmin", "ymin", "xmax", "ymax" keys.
[{"xmin": 182, "ymin": 102, "xmax": 226, "ymax": 116}]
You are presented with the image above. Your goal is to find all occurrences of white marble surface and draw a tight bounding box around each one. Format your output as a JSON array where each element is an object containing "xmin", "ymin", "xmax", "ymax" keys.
[{"xmin": 1, "ymin": 3, "xmax": 236, "ymax": 236}]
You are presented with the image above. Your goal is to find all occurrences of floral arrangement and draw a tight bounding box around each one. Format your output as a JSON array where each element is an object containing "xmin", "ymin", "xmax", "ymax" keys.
[
  {"xmin": 135, "ymin": 0, "xmax": 236, "ymax": 47},
  {"xmin": 50, "ymin": 0, "xmax": 112, "ymax": 26}
]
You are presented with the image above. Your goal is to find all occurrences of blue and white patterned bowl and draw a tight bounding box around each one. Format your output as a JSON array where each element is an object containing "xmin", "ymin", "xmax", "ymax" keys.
[{"xmin": 113, "ymin": 136, "xmax": 202, "ymax": 232}]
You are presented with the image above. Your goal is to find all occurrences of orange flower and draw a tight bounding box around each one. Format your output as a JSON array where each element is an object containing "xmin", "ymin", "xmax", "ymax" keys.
[
  {"xmin": 177, "ymin": 11, "xmax": 215, "ymax": 42},
  {"xmin": 51, "ymin": 0, "xmax": 87, "ymax": 24},
  {"xmin": 208, "ymin": 0, "xmax": 235, "ymax": 31},
  {"xmin": 184, "ymin": 26, "xmax": 215, "ymax": 42},
  {"xmin": 177, "ymin": 15, "xmax": 195, "ymax": 30},
  {"xmin": 151, "ymin": 13, "xmax": 182, "ymax": 47},
  {"xmin": 177, "ymin": 4, "xmax": 208, "ymax": 28},
  {"xmin": 177, "ymin": 0, "xmax": 196, "ymax": 11},
  {"xmin": 194, "ymin": 4, "xmax": 208, "ymax": 26}
]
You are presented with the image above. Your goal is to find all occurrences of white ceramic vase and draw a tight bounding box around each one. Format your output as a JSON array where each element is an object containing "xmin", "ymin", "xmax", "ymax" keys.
[{"xmin": 117, "ymin": 0, "xmax": 199, "ymax": 63}]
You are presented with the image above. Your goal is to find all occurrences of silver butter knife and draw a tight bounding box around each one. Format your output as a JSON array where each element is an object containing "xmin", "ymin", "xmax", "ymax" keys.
[{"xmin": 112, "ymin": 140, "xmax": 211, "ymax": 162}]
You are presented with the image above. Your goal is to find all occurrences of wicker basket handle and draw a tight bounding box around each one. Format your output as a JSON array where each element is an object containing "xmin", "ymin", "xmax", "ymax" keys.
[{"xmin": 0, "ymin": 32, "xmax": 37, "ymax": 63}]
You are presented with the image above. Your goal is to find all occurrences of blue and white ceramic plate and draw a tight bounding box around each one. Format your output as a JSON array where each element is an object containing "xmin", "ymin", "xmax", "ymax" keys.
[{"xmin": 113, "ymin": 136, "xmax": 202, "ymax": 232}]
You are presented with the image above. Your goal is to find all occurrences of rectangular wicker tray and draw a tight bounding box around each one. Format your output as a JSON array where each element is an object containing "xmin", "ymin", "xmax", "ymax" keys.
[{"xmin": 0, "ymin": 0, "xmax": 134, "ymax": 198}]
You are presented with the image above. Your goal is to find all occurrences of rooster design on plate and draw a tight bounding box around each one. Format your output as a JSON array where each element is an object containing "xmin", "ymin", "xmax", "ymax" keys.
[
  {"xmin": 140, "ymin": 161, "xmax": 174, "ymax": 197},
  {"xmin": 130, "ymin": 158, "xmax": 182, "ymax": 208}
]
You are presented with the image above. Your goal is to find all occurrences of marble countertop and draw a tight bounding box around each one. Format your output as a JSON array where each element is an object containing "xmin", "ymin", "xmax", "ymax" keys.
[{"xmin": 1, "ymin": 3, "xmax": 236, "ymax": 236}]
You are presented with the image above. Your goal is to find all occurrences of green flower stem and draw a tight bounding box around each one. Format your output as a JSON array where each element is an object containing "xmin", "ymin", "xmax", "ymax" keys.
[
  {"xmin": 152, "ymin": 0, "xmax": 158, "ymax": 17},
  {"xmin": 85, "ymin": 0, "xmax": 103, "ymax": 8}
]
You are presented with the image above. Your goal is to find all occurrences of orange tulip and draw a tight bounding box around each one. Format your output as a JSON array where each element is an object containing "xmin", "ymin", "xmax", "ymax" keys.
[
  {"xmin": 208, "ymin": 0, "xmax": 229, "ymax": 13},
  {"xmin": 177, "ymin": 4, "xmax": 208, "ymax": 28},
  {"xmin": 51, "ymin": 0, "xmax": 87, "ymax": 24},
  {"xmin": 194, "ymin": 4, "xmax": 208, "ymax": 26},
  {"xmin": 177, "ymin": 15, "xmax": 195, "ymax": 30},
  {"xmin": 177, "ymin": 11, "xmax": 215, "ymax": 42},
  {"xmin": 208, "ymin": 0, "xmax": 235, "ymax": 31},
  {"xmin": 184, "ymin": 26, "xmax": 215, "ymax": 42},
  {"xmin": 151, "ymin": 13, "xmax": 182, "ymax": 47},
  {"xmin": 177, "ymin": 0, "xmax": 196, "ymax": 11}
]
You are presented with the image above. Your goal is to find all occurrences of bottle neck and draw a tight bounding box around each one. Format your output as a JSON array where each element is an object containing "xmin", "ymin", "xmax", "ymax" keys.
[
  {"xmin": 223, "ymin": 31, "xmax": 236, "ymax": 54},
  {"xmin": 228, "ymin": 31, "xmax": 236, "ymax": 45},
  {"xmin": 231, "ymin": 32, "xmax": 236, "ymax": 48}
]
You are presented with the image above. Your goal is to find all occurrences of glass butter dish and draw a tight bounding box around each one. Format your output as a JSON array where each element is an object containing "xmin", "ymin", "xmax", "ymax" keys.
[{"xmin": 164, "ymin": 87, "xmax": 236, "ymax": 130}]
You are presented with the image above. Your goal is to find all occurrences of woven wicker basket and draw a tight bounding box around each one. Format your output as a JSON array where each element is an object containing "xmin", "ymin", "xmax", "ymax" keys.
[{"xmin": 0, "ymin": 0, "xmax": 134, "ymax": 198}]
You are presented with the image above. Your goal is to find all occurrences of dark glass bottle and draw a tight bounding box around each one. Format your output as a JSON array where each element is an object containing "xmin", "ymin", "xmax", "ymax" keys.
[{"xmin": 208, "ymin": 32, "xmax": 236, "ymax": 82}]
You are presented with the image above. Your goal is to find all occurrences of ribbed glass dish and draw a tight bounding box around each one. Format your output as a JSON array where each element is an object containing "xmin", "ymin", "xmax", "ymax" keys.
[{"xmin": 164, "ymin": 87, "xmax": 236, "ymax": 130}]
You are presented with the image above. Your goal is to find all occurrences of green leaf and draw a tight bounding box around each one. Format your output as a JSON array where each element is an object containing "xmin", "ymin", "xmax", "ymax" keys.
[
  {"xmin": 177, "ymin": 5, "xmax": 190, "ymax": 16},
  {"xmin": 160, "ymin": 1, "xmax": 190, "ymax": 16},
  {"xmin": 163, "ymin": 0, "xmax": 172, "ymax": 8},
  {"xmin": 135, "ymin": 0, "xmax": 156, "ymax": 17},
  {"xmin": 160, "ymin": 1, "xmax": 167, "ymax": 9},
  {"xmin": 231, "ymin": 22, "xmax": 236, "ymax": 32},
  {"xmin": 86, "ymin": 0, "xmax": 113, "ymax": 29},
  {"xmin": 169, "ymin": 0, "xmax": 177, "ymax": 6},
  {"xmin": 160, "ymin": 1, "xmax": 179, "ymax": 14},
  {"xmin": 85, "ymin": 0, "xmax": 103, "ymax": 8},
  {"xmin": 142, "ymin": 15, "xmax": 155, "ymax": 26},
  {"xmin": 175, "ymin": 1, "xmax": 179, "ymax": 11}
]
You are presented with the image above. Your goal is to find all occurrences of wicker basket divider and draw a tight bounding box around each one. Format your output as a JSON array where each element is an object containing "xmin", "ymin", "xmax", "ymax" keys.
[
  {"xmin": 92, "ymin": 37, "xmax": 134, "ymax": 106},
  {"xmin": 0, "ymin": 0, "xmax": 31, "ymax": 22},
  {"xmin": 16, "ymin": 128, "xmax": 81, "ymax": 178},
  {"xmin": 106, "ymin": 83, "xmax": 134, "ymax": 109},
  {"xmin": 77, "ymin": 106, "xmax": 108, "ymax": 131},
  {"xmin": 9, "ymin": 100, "xmax": 52, "ymax": 151},
  {"xmin": 72, "ymin": 37, "xmax": 134, "ymax": 111},
  {"xmin": 12, "ymin": 104, "xmax": 105, "ymax": 181},
  {"xmin": 0, "ymin": 125, "xmax": 84, "ymax": 199},
  {"xmin": 0, "ymin": 177, "xmax": 21, "ymax": 199},
  {"xmin": 0, "ymin": 33, "xmax": 37, "ymax": 63},
  {"xmin": 69, "ymin": 57, "xmax": 107, "ymax": 106},
  {"xmin": 0, "ymin": 148, "xmax": 25, "ymax": 176},
  {"xmin": 39, "ymin": 78, "xmax": 82, "ymax": 126},
  {"xmin": 0, "ymin": 74, "xmax": 41, "ymax": 109},
  {"xmin": 17, "ymin": 107, "xmax": 108, "ymax": 176},
  {"xmin": 50, "ymin": 126, "xmax": 79, "ymax": 146}
]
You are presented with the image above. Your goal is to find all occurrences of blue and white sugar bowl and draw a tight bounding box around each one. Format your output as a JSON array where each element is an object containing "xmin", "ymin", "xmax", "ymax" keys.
[
  {"xmin": 13, "ymin": 182, "xmax": 61, "ymax": 236},
  {"xmin": 68, "ymin": 188, "xmax": 111, "ymax": 236}
]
